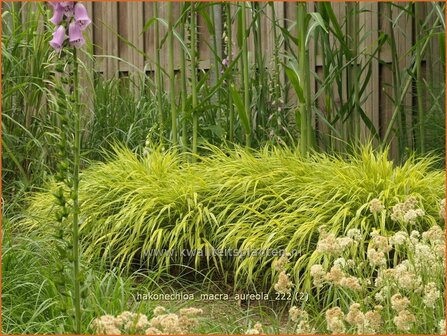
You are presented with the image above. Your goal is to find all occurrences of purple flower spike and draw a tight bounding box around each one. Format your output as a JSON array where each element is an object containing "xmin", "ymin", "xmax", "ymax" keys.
[
  {"xmin": 50, "ymin": 5, "xmax": 64, "ymax": 25},
  {"xmin": 50, "ymin": 25, "xmax": 66, "ymax": 52},
  {"xmin": 59, "ymin": 2, "xmax": 73, "ymax": 8},
  {"xmin": 74, "ymin": 4, "xmax": 91, "ymax": 30},
  {"xmin": 68, "ymin": 22, "xmax": 85, "ymax": 48},
  {"xmin": 60, "ymin": 2, "xmax": 75, "ymax": 18}
]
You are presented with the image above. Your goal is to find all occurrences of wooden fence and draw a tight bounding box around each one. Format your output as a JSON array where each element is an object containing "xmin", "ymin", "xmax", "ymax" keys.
[
  {"xmin": 88, "ymin": 2, "xmax": 443, "ymax": 154},
  {"xmin": 5, "ymin": 2, "xmax": 445, "ymax": 155}
]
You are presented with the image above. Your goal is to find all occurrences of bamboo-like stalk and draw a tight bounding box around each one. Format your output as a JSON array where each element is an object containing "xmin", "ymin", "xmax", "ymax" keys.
[
  {"xmin": 180, "ymin": 3, "xmax": 188, "ymax": 151},
  {"xmin": 213, "ymin": 3, "xmax": 223, "ymax": 126},
  {"xmin": 190, "ymin": 2, "xmax": 198, "ymax": 156},
  {"xmin": 317, "ymin": 2, "xmax": 333, "ymax": 150},
  {"xmin": 253, "ymin": 2, "xmax": 265, "ymax": 129},
  {"xmin": 386, "ymin": 3, "xmax": 406, "ymax": 155},
  {"xmin": 346, "ymin": 2, "xmax": 358, "ymax": 142},
  {"xmin": 167, "ymin": 2, "xmax": 177, "ymax": 146},
  {"xmin": 154, "ymin": 3, "xmax": 164, "ymax": 144},
  {"xmin": 383, "ymin": 12, "xmax": 441, "ymax": 145},
  {"xmin": 210, "ymin": 3, "xmax": 221, "ymax": 111},
  {"xmin": 415, "ymin": 3, "xmax": 425, "ymax": 154},
  {"xmin": 270, "ymin": 2, "xmax": 281, "ymax": 103},
  {"xmin": 351, "ymin": 2, "xmax": 360, "ymax": 141},
  {"xmin": 226, "ymin": 3, "xmax": 234, "ymax": 143},
  {"xmin": 297, "ymin": 3, "xmax": 312, "ymax": 155},
  {"xmin": 240, "ymin": 2, "xmax": 251, "ymax": 147}
]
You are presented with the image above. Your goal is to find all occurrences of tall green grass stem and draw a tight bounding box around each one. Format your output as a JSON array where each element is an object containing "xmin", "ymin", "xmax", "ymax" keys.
[
  {"xmin": 297, "ymin": 3, "xmax": 312, "ymax": 155},
  {"xmin": 240, "ymin": 2, "xmax": 251, "ymax": 147},
  {"xmin": 415, "ymin": 3, "xmax": 425, "ymax": 154},
  {"xmin": 72, "ymin": 47, "xmax": 82, "ymax": 335},
  {"xmin": 191, "ymin": 2, "xmax": 198, "ymax": 157},
  {"xmin": 383, "ymin": 13, "xmax": 441, "ymax": 145},
  {"xmin": 154, "ymin": 3, "xmax": 164, "ymax": 144},
  {"xmin": 168, "ymin": 2, "xmax": 177, "ymax": 146},
  {"xmin": 180, "ymin": 2, "xmax": 188, "ymax": 151}
]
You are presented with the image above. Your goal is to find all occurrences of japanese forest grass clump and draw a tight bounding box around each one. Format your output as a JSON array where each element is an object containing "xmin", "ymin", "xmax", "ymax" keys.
[{"xmin": 21, "ymin": 145, "xmax": 445, "ymax": 292}]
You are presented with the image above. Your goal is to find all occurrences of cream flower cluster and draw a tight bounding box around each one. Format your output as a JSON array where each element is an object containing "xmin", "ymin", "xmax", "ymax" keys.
[
  {"xmin": 369, "ymin": 198, "xmax": 385, "ymax": 214},
  {"xmin": 271, "ymin": 253, "xmax": 290, "ymax": 272},
  {"xmin": 273, "ymin": 270, "xmax": 293, "ymax": 294},
  {"xmin": 91, "ymin": 306, "xmax": 202, "ymax": 335},
  {"xmin": 289, "ymin": 306, "xmax": 315, "ymax": 334},
  {"xmin": 305, "ymin": 221, "xmax": 445, "ymax": 334},
  {"xmin": 272, "ymin": 253, "xmax": 294, "ymax": 294},
  {"xmin": 316, "ymin": 230, "xmax": 355, "ymax": 255},
  {"xmin": 245, "ymin": 322, "xmax": 263, "ymax": 334},
  {"xmin": 325, "ymin": 307, "xmax": 345, "ymax": 334},
  {"xmin": 313, "ymin": 264, "xmax": 362, "ymax": 291},
  {"xmin": 324, "ymin": 303, "xmax": 385, "ymax": 334},
  {"xmin": 390, "ymin": 295, "xmax": 416, "ymax": 332},
  {"xmin": 439, "ymin": 320, "xmax": 446, "ymax": 334},
  {"xmin": 390, "ymin": 196, "xmax": 425, "ymax": 224},
  {"xmin": 367, "ymin": 230, "xmax": 391, "ymax": 267},
  {"xmin": 91, "ymin": 312, "xmax": 149, "ymax": 335}
]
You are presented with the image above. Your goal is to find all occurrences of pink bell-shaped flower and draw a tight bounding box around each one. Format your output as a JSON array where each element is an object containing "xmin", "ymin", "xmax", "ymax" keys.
[
  {"xmin": 59, "ymin": 2, "xmax": 73, "ymax": 8},
  {"xmin": 49, "ymin": 25, "xmax": 66, "ymax": 52},
  {"xmin": 50, "ymin": 3, "xmax": 64, "ymax": 25},
  {"xmin": 74, "ymin": 3, "xmax": 91, "ymax": 30},
  {"xmin": 68, "ymin": 22, "xmax": 85, "ymax": 48},
  {"xmin": 60, "ymin": 2, "xmax": 74, "ymax": 18}
]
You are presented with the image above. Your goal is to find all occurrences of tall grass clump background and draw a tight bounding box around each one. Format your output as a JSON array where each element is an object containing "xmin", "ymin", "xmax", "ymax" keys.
[{"xmin": 3, "ymin": 2, "xmax": 445, "ymax": 202}]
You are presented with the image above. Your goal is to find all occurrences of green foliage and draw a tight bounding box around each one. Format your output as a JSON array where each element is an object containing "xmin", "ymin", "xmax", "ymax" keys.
[
  {"xmin": 2, "ymin": 2, "xmax": 57, "ymax": 197},
  {"xmin": 2, "ymin": 2, "xmax": 445, "ymax": 206},
  {"xmin": 4, "ymin": 3, "xmax": 445, "ymax": 333},
  {"xmin": 87, "ymin": 74, "xmax": 158, "ymax": 160},
  {"xmin": 2, "ymin": 218, "xmax": 64, "ymax": 334},
  {"xmin": 21, "ymin": 145, "xmax": 445, "ymax": 292},
  {"xmin": 2, "ymin": 216, "xmax": 162, "ymax": 334}
]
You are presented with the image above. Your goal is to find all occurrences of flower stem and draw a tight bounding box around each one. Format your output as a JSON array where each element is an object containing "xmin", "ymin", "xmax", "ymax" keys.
[{"xmin": 72, "ymin": 47, "xmax": 82, "ymax": 334}]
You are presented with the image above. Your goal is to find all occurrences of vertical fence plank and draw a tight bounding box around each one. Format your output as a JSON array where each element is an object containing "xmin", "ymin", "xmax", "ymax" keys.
[
  {"xmin": 143, "ymin": 2, "xmax": 155, "ymax": 72},
  {"xmin": 393, "ymin": 2, "xmax": 413, "ymax": 149},
  {"xmin": 307, "ymin": 2, "xmax": 317, "ymax": 132},
  {"xmin": 158, "ymin": 2, "xmax": 170, "ymax": 88},
  {"xmin": 173, "ymin": 2, "xmax": 182, "ymax": 70},
  {"xmin": 16, "ymin": 0, "xmax": 438, "ymax": 157},
  {"xmin": 275, "ymin": 1, "xmax": 286, "ymax": 91},
  {"xmin": 359, "ymin": 2, "xmax": 380, "ymax": 142},
  {"xmin": 197, "ymin": 3, "xmax": 210, "ymax": 70},
  {"xmin": 284, "ymin": 1, "xmax": 297, "ymax": 110},
  {"xmin": 118, "ymin": 2, "xmax": 144, "ymax": 75},
  {"xmin": 262, "ymin": 3, "xmax": 273, "ymax": 67},
  {"xmin": 378, "ymin": 2, "xmax": 398, "ymax": 157},
  {"xmin": 94, "ymin": 2, "xmax": 118, "ymax": 79}
]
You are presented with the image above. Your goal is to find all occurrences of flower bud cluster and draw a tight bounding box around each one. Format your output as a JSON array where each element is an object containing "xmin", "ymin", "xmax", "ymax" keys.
[{"xmin": 48, "ymin": 2, "xmax": 91, "ymax": 52}]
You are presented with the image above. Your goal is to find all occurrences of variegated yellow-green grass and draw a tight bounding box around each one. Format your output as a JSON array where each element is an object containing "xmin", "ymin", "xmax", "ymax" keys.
[{"xmin": 22, "ymin": 144, "xmax": 445, "ymax": 292}]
